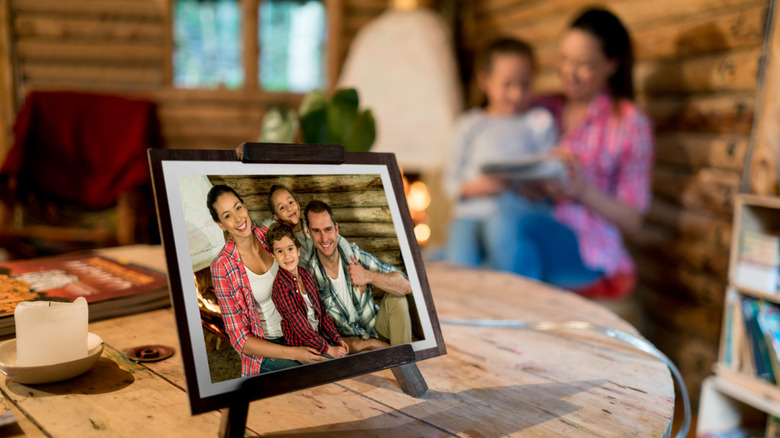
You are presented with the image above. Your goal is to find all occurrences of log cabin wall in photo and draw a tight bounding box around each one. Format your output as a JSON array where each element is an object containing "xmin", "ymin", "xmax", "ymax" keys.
[
  {"xmin": 458, "ymin": 0, "xmax": 774, "ymax": 404},
  {"xmin": 206, "ymin": 173, "xmax": 404, "ymax": 269},
  {"xmin": 0, "ymin": 0, "xmax": 389, "ymax": 157}
]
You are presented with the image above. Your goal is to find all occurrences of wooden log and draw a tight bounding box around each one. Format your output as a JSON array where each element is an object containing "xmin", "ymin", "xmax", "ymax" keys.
[
  {"xmin": 243, "ymin": 190, "xmax": 389, "ymax": 212},
  {"xmin": 21, "ymin": 63, "xmax": 163, "ymax": 87},
  {"xmin": 632, "ymin": 5, "xmax": 766, "ymax": 61},
  {"xmin": 346, "ymin": 237, "xmax": 400, "ymax": 253},
  {"xmin": 336, "ymin": 222, "xmax": 397, "ymax": 237},
  {"xmin": 211, "ymin": 175, "xmax": 385, "ymax": 194},
  {"xmin": 154, "ymin": 88, "xmax": 304, "ymax": 106},
  {"xmin": 160, "ymin": 123, "xmax": 259, "ymax": 143},
  {"xmin": 745, "ymin": 0, "xmax": 780, "ymax": 195},
  {"xmin": 632, "ymin": 245, "xmax": 728, "ymax": 306},
  {"xmin": 242, "ymin": 0, "xmax": 259, "ymax": 91},
  {"xmin": 533, "ymin": 4, "xmax": 764, "ymax": 72},
  {"xmin": 16, "ymin": 39, "xmax": 166, "ymax": 63},
  {"xmin": 344, "ymin": 14, "xmax": 376, "ymax": 34},
  {"xmin": 652, "ymin": 165, "xmax": 742, "ymax": 215},
  {"xmin": 13, "ymin": 16, "xmax": 165, "ymax": 41},
  {"xmin": 332, "ymin": 206, "xmax": 392, "ymax": 223},
  {"xmin": 368, "ymin": 250, "xmax": 402, "ymax": 268},
  {"xmin": 14, "ymin": 1, "xmax": 165, "ymax": 20},
  {"xmin": 654, "ymin": 132, "xmax": 748, "ymax": 172},
  {"xmin": 635, "ymin": 281, "xmax": 723, "ymax": 341},
  {"xmin": 343, "ymin": 0, "xmax": 388, "ymax": 14},
  {"xmin": 644, "ymin": 197, "xmax": 733, "ymax": 249},
  {"xmin": 159, "ymin": 105, "xmax": 267, "ymax": 120},
  {"xmin": 641, "ymin": 93, "xmax": 755, "ymax": 134},
  {"xmin": 629, "ymin": 226, "xmax": 730, "ymax": 279},
  {"xmin": 163, "ymin": 136, "xmax": 242, "ymax": 150},
  {"xmin": 635, "ymin": 47, "xmax": 761, "ymax": 95},
  {"xmin": 325, "ymin": 0, "xmax": 343, "ymax": 90},
  {"xmin": 474, "ymin": 0, "xmax": 765, "ymax": 47}
]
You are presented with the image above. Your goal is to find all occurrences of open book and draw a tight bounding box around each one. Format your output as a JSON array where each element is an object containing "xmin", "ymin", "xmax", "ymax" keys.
[
  {"xmin": 481, "ymin": 155, "xmax": 567, "ymax": 182},
  {"xmin": 0, "ymin": 250, "xmax": 170, "ymax": 336}
]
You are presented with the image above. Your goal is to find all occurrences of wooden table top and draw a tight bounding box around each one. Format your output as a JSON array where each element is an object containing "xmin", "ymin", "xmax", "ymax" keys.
[{"xmin": 1, "ymin": 245, "xmax": 674, "ymax": 437}]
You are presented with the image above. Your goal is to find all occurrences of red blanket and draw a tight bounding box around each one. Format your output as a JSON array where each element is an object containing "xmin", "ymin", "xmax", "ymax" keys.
[{"xmin": 2, "ymin": 91, "xmax": 163, "ymax": 209}]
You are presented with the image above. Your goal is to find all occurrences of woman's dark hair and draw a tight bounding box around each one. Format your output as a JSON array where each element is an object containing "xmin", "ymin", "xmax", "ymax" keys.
[
  {"xmin": 266, "ymin": 222, "xmax": 301, "ymax": 250},
  {"xmin": 206, "ymin": 184, "xmax": 244, "ymax": 223},
  {"xmin": 267, "ymin": 184, "xmax": 296, "ymax": 216},
  {"xmin": 570, "ymin": 8, "xmax": 634, "ymax": 100},
  {"xmin": 478, "ymin": 37, "xmax": 536, "ymax": 73}
]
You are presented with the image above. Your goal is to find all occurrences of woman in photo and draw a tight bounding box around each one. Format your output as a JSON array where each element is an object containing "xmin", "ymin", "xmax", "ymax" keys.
[{"xmin": 207, "ymin": 184, "xmax": 327, "ymax": 377}]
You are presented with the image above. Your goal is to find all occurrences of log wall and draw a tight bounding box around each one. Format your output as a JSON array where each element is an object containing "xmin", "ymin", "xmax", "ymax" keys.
[
  {"xmin": 458, "ymin": 0, "xmax": 773, "ymax": 406},
  {"xmin": 206, "ymin": 174, "xmax": 403, "ymax": 269},
  {"xmin": 0, "ymin": 0, "xmax": 389, "ymax": 156}
]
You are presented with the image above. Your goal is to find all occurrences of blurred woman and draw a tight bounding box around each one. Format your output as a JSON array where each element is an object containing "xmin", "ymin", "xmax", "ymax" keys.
[{"xmin": 510, "ymin": 7, "xmax": 654, "ymax": 299}]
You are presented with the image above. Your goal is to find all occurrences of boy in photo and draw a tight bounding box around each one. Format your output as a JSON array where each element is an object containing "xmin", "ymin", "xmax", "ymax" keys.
[{"xmin": 268, "ymin": 222, "xmax": 349, "ymax": 359}]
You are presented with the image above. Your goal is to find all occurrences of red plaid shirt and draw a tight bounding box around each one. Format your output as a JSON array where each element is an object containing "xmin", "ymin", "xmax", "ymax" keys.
[
  {"xmin": 536, "ymin": 91, "xmax": 654, "ymax": 276},
  {"xmin": 210, "ymin": 225, "xmax": 270, "ymax": 377},
  {"xmin": 272, "ymin": 266, "xmax": 342, "ymax": 354}
]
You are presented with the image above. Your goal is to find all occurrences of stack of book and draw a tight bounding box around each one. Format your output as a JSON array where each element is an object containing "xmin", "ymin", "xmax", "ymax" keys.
[
  {"xmin": 734, "ymin": 230, "xmax": 780, "ymax": 294},
  {"xmin": 0, "ymin": 251, "xmax": 170, "ymax": 336},
  {"xmin": 740, "ymin": 296, "xmax": 780, "ymax": 385}
]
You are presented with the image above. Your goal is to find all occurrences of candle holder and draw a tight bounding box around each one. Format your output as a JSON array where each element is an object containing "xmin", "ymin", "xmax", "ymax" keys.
[{"xmin": 0, "ymin": 333, "xmax": 104, "ymax": 384}]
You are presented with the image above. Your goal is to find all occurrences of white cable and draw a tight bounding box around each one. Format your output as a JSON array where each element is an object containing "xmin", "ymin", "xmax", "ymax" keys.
[{"xmin": 440, "ymin": 317, "xmax": 689, "ymax": 438}]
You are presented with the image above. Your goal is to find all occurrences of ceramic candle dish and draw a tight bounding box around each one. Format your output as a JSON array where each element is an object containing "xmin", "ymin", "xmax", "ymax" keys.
[{"xmin": 0, "ymin": 332, "xmax": 104, "ymax": 384}]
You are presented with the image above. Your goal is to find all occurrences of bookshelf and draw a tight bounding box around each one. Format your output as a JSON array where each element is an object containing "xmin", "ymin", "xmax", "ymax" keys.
[{"xmin": 698, "ymin": 194, "xmax": 780, "ymax": 437}]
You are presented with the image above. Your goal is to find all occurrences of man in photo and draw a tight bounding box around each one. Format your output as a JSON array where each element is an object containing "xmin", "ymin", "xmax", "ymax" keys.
[{"xmin": 304, "ymin": 200, "xmax": 413, "ymax": 353}]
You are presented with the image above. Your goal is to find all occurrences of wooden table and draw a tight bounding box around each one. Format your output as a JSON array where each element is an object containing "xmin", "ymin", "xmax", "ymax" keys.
[{"xmin": 1, "ymin": 245, "xmax": 674, "ymax": 437}]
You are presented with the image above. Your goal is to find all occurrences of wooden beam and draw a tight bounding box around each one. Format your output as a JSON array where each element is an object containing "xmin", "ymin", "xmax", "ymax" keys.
[
  {"xmin": 655, "ymin": 133, "xmax": 748, "ymax": 172},
  {"xmin": 742, "ymin": 0, "xmax": 780, "ymax": 195},
  {"xmin": 635, "ymin": 46, "xmax": 761, "ymax": 95},
  {"xmin": 652, "ymin": 165, "xmax": 742, "ymax": 215},
  {"xmin": 325, "ymin": 0, "xmax": 343, "ymax": 90},
  {"xmin": 16, "ymin": 39, "xmax": 166, "ymax": 63},
  {"xmin": 0, "ymin": 0, "xmax": 16, "ymax": 161},
  {"xmin": 243, "ymin": 0, "xmax": 259, "ymax": 91},
  {"xmin": 645, "ymin": 197, "xmax": 733, "ymax": 249},
  {"xmin": 21, "ymin": 63, "xmax": 163, "ymax": 87},
  {"xmin": 641, "ymin": 93, "xmax": 755, "ymax": 134},
  {"xmin": 14, "ymin": 1, "xmax": 164, "ymax": 20},
  {"xmin": 13, "ymin": 16, "xmax": 164, "ymax": 41}
]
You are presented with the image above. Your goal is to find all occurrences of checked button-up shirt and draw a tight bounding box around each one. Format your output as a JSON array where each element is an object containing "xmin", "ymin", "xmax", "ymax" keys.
[
  {"xmin": 307, "ymin": 240, "xmax": 405, "ymax": 340},
  {"xmin": 271, "ymin": 266, "xmax": 342, "ymax": 354}
]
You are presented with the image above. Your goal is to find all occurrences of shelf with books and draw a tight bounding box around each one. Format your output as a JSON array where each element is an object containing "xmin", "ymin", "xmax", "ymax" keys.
[{"xmin": 698, "ymin": 194, "xmax": 780, "ymax": 437}]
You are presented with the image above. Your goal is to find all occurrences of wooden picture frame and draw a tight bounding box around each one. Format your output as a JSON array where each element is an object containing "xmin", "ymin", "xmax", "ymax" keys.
[{"xmin": 148, "ymin": 144, "xmax": 445, "ymax": 416}]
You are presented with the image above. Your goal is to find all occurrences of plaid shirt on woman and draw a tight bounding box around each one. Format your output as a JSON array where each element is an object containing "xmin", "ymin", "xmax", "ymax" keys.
[
  {"xmin": 210, "ymin": 225, "xmax": 270, "ymax": 377},
  {"xmin": 271, "ymin": 266, "xmax": 342, "ymax": 354},
  {"xmin": 536, "ymin": 91, "xmax": 654, "ymax": 277},
  {"xmin": 306, "ymin": 240, "xmax": 404, "ymax": 339}
]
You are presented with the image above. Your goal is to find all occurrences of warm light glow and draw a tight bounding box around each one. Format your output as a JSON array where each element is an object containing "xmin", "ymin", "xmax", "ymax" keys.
[
  {"xmin": 414, "ymin": 223, "xmax": 431, "ymax": 244},
  {"xmin": 408, "ymin": 181, "xmax": 431, "ymax": 213}
]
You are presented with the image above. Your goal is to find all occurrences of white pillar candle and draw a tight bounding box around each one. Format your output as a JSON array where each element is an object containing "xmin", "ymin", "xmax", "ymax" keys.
[{"xmin": 14, "ymin": 297, "xmax": 88, "ymax": 366}]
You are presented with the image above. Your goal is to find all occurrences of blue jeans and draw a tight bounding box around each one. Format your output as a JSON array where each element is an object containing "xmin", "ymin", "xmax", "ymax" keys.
[
  {"xmin": 259, "ymin": 337, "xmax": 300, "ymax": 373},
  {"xmin": 502, "ymin": 212, "xmax": 603, "ymax": 289},
  {"xmin": 446, "ymin": 193, "xmax": 550, "ymax": 272}
]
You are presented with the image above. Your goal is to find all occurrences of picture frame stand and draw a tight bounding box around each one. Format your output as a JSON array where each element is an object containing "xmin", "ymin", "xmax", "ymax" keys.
[{"xmin": 213, "ymin": 143, "xmax": 428, "ymax": 437}]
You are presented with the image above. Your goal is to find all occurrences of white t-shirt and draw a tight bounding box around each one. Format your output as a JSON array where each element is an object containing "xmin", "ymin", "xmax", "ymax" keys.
[
  {"xmin": 301, "ymin": 292, "xmax": 320, "ymax": 332},
  {"xmin": 330, "ymin": 257, "xmax": 359, "ymax": 322},
  {"xmin": 246, "ymin": 262, "xmax": 283, "ymax": 339},
  {"xmin": 444, "ymin": 107, "xmax": 558, "ymax": 219}
]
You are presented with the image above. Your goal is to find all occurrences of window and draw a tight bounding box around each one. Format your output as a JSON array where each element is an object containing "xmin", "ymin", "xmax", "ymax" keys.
[
  {"xmin": 173, "ymin": 0, "xmax": 243, "ymax": 89},
  {"xmin": 173, "ymin": 0, "xmax": 326, "ymax": 92},
  {"xmin": 259, "ymin": 0, "xmax": 326, "ymax": 92}
]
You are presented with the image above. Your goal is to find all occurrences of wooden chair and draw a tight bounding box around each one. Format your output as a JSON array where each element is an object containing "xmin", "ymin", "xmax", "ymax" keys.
[{"xmin": 0, "ymin": 91, "xmax": 163, "ymax": 258}]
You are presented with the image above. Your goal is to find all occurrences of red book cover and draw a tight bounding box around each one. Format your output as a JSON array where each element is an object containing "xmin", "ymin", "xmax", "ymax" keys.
[{"xmin": 0, "ymin": 251, "xmax": 169, "ymax": 330}]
